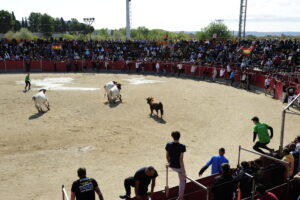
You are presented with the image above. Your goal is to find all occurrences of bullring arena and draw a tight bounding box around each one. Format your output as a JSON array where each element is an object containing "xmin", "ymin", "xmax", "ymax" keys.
[{"xmin": 0, "ymin": 72, "xmax": 299, "ymax": 200}]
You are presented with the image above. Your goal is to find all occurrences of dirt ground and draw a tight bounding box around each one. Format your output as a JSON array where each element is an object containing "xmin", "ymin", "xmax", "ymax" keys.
[{"xmin": 0, "ymin": 73, "xmax": 299, "ymax": 200}]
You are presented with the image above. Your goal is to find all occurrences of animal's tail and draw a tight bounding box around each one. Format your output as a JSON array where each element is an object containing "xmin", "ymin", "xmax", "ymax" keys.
[{"xmin": 159, "ymin": 102, "xmax": 164, "ymax": 116}]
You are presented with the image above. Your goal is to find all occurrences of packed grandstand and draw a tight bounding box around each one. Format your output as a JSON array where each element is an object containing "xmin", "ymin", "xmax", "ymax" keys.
[{"xmin": 0, "ymin": 39, "xmax": 300, "ymax": 73}]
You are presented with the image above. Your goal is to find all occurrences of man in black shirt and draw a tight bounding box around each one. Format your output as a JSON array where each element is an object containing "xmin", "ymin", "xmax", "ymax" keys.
[
  {"xmin": 165, "ymin": 131, "xmax": 186, "ymax": 200},
  {"xmin": 211, "ymin": 163, "xmax": 236, "ymax": 200},
  {"xmin": 119, "ymin": 166, "xmax": 158, "ymax": 199},
  {"xmin": 71, "ymin": 168, "xmax": 104, "ymax": 200}
]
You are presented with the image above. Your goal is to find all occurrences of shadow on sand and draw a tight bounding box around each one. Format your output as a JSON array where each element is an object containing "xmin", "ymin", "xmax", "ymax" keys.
[
  {"xmin": 29, "ymin": 111, "xmax": 48, "ymax": 120},
  {"xmin": 103, "ymin": 101, "xmax": 123, "ymax": 108},
  {"xmin": 149, "ymin": 114, "xmax": 166, "ymax": 124}
]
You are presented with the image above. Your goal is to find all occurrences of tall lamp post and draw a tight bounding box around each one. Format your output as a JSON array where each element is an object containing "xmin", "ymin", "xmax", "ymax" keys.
[{"xmin": 83, "ymin": 18, "xmax": 95, "ymax": 40}]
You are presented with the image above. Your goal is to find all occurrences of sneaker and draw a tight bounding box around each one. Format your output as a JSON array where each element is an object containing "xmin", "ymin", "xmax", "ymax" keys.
[{"xmin": 119, "ymin": 194, "xmax": 130, "ymax": 199}]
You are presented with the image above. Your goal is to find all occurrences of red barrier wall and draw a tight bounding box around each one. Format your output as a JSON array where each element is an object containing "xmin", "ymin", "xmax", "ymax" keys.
[{"xmin": 1, "ymin": 60, "xmax": 299, "ymax": 100}]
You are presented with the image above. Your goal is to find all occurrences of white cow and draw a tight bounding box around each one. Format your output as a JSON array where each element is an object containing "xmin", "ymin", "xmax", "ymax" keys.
[
  {"xmin": 104, "ymin": 81, "xmax": 117, "ymax": 98},
  {"xmin": 107, "ymin": 84, "xmax": 122, "ymax": 103},
  {"xmin": 32, "ymin": 89, "xmax": 50, "ymax": 112}
]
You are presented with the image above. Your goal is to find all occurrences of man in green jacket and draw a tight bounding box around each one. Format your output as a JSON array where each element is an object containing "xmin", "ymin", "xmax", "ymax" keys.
[
  {"xmin": 251, "ymin": 116, "xmax": 274, "ymax": 155},
  {"xmin": 24, "ymin": 73, "xmax": 31, "ymax": 91}
]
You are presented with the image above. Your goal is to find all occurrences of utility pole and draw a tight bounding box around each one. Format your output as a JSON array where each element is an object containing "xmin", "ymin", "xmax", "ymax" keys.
[
  {"xmin": 126, "ymin": 0, "xmax": 131, "ymax": 40},
  {"xmin": 238, "ymin": 0, "xmax": 248, "ymax": 39}
]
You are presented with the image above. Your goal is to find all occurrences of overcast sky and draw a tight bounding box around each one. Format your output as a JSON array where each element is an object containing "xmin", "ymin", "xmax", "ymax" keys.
[{"xmin": 2, "ymin": 0, "xmax": 300, "ymax": 32}]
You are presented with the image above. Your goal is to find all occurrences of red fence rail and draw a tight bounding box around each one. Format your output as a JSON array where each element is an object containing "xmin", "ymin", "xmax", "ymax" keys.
[{"xmin": 1, "ymin": 60, "xmax": 299, "ymax": 101}]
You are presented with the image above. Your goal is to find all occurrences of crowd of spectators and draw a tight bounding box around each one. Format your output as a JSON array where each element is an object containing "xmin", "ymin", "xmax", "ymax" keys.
[
  {"xmin": 1, "ymin": 38, "xmax": 300, "ymax": 73},
  {"xmin": 70, "ymin": 134, "xmax": 300, "ymax": 200}
]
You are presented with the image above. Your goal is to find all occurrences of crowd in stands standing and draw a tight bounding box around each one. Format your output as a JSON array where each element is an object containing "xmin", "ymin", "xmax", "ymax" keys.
[{"xmin": 1, "ymin": 39, "xmax": 300, "ymax": 74}]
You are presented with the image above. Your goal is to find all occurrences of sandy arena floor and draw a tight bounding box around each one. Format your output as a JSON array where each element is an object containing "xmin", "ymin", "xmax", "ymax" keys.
[{"xmin": 0, "ymin": 73, "xmax": 299, "ymax": 200}]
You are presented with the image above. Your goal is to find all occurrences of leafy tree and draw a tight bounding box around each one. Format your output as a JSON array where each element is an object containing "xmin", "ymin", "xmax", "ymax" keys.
[
  {"xmin": 60, "ymin": 17, "xmax": 67, "ymax": 32},
  {"xmin": 14, "ymin": 20, "xmax": 21, "ymax": 31},
  {"xmin": 21, "ymin": 17, "xmax": 25, "ymax": 27},
  {"xmin": 24, "ymin": 17, "xmax": 28, "ymax": 28},
  {"xmin": 0, "ymin": 10, "xmax": 13, "ymax": 33},
  {"xmin": 5, "ymin": 31, "xmax": 15, "ymax": 40},
  {"xmin": 68, "ymin": 18, "xmax": 80, "ymax": 33},
  {"xmin": 39, "ymin": 14, "xmax": 54, "ymax": 36},
  {"xmin": 201, "ymin": 22, "xmax": 231, "ymax": 39},
  {"xmin": 195, "ymin": 31, "xmax": 208, "ymax": 40},
  {"xmin": 14, "ymin": 28, "xmax": 35, "ymax": 40},
  {"xmin": 53, "ymin": 18, "xmax": 60, "ymax": 32},
  {"xmin": 28, "ymin": 12, "xmax": 42, "ymax": 32}
]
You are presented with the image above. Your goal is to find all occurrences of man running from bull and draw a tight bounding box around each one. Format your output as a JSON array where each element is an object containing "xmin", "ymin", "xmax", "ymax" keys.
[
  {"xmin": 251, "ymin": 116, "xmax": 274, "ymax": 155},
  {"xmin": 24, "ymin": 73, "xmax": 31, "ymax": 91}
]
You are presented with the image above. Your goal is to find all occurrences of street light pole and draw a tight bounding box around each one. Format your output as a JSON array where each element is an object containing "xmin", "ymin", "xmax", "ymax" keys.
[{"xmin": 83, "ymin": 18, "xmax": 95, "ymax": 40}]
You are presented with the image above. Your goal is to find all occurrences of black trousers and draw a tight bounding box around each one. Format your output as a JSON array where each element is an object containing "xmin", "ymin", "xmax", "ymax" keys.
[
  {"xmin": 25, "ymin": 81, "xmax": 31, "ymax": 89},
  {"xmin": 124, "ymin": 177, "xmax": 147, "ymax": 196},
  {"xmin": 253, "ymin": 141, "xmax": 272, "ymax": 154}
]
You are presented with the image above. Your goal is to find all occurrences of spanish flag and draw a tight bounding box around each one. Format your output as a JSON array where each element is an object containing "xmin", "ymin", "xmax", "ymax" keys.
[
  {"xmin": 241, "ymin": 45, "xmax": 255, "ymax": 55},
  {"xmin": 242, "ymin": 48, "xmax": 252, "ymax": 55},
  {"xmin": 52, "ymin": 44, "xmax": 62, "ymax": 50}
]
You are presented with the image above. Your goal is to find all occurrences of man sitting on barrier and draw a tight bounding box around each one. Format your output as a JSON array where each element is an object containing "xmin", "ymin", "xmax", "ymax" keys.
[
  {"xmin": 119, "ymin": 166, "xmax": 158, "ymax": 199},
  {"xmin": 251, "ymin": 116, "xmax": 274, "ymax": 155},
  {"xmin": 71, "ymin": 168, "xmax": 104, "ymax": 200}
]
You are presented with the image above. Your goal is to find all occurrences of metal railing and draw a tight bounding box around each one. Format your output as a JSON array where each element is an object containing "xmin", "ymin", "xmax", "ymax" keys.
[
  {"xmin": 62, "ymin": 185, "xmax": 70, "ymax": 200},
  {"xmin": 279, "ymin": 93, "xmax": 300, "ymax": 153},
  {"xmin": 238, "ymin": 146, "xmax": 291, "ymax": 200},
  {"xmin": 185, "ymin": 176, "xmax": 209, "ymax": 200}
]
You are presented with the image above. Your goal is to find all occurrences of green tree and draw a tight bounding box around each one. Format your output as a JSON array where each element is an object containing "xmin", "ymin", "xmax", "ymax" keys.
[
  {"xmin": 195, "ymin": 31, "xmax": 208, "ymax": 40},
  {"xmin": 60, "ymin": 17, "xmax": 67, "ymax": 32},
  {"xmin": 0, "ymin": 10, "xmax": 13, "ymax": 33},
  {"xmin": 201, "ymin": 22, "xmax": 231, "ymax": 39},
  {"xmin": 68, "ymin": 18, "xmax": 80, "ymax": 33},
  {"xmin": 28, "ymin": 12, "xmax": 42, "ymax": 32},
  {"xmin": 14, "ymin": 28, "xmax": 35, "ymax": 40},
  {"xmin": 39, "ymin": 14, "xmax": 54, "ymax": 36},
  {"xmin": 5, "ymin": 31, "xmax": 15, "ymax": 40},
  {"xmin": 24, "ymin": 17, "xmax": 28, "ymax": 28}
]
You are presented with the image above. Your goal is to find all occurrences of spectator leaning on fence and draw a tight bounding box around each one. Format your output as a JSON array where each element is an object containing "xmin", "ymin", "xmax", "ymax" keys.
[
  {"xmin": 198, "ymin": 148, "xmax": 229, "ymax": 176},
  {"xmin": 71, "ymin": 168, "xmax": 104, "ymax": 200},
  {"xmin": 165, "ymin": 131, "xmax": 186, "ymax": 200}
]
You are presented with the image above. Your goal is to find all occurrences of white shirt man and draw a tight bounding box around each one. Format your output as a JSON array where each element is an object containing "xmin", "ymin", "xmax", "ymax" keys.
[
  {"xmin": 156, "ymin": 62, "xmax": 160, "ymax": 74},
  {"xmin": 212, "ymin": 67, "xmax": 217, "ymax": 81},
  {"xmin": 191, "ymin": 65, "xmax": 197, "ymax": 73},
  {"xmin": 264, "ymin": 78, "xmax": 271, "ymax": 87},
  {"xmin": 226, "ymin": 65, "xmax": 231, "ymax": 73},
  {"xmin": 177, "ymin": 63, "xmax": 183, "ymax": 70},
  {"xmin": 220, "ymin": 68, "xmax": 225, "ymax": 78}
]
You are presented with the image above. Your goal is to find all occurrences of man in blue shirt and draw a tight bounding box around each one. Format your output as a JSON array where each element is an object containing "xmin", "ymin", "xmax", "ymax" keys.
[
  {"xmin": 229, "ymin": 71, "xmax": 235, "ymax": 86},
  {"xmin": 198, "ymin": 148, "xmax": 229, "ymax": 176}
]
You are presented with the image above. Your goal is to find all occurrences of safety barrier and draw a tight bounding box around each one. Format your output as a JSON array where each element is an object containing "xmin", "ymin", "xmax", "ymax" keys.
[
  {"xmin": 1, "ymin": 60, "xmax": 300, "ymax": 101},
  {"xmin": 62, "ymin": 185, "xmax": 70, "ymax": 200},
  {"xmin": 280, "ymin": 93, "xmax": 300, "ymax": 152}
]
